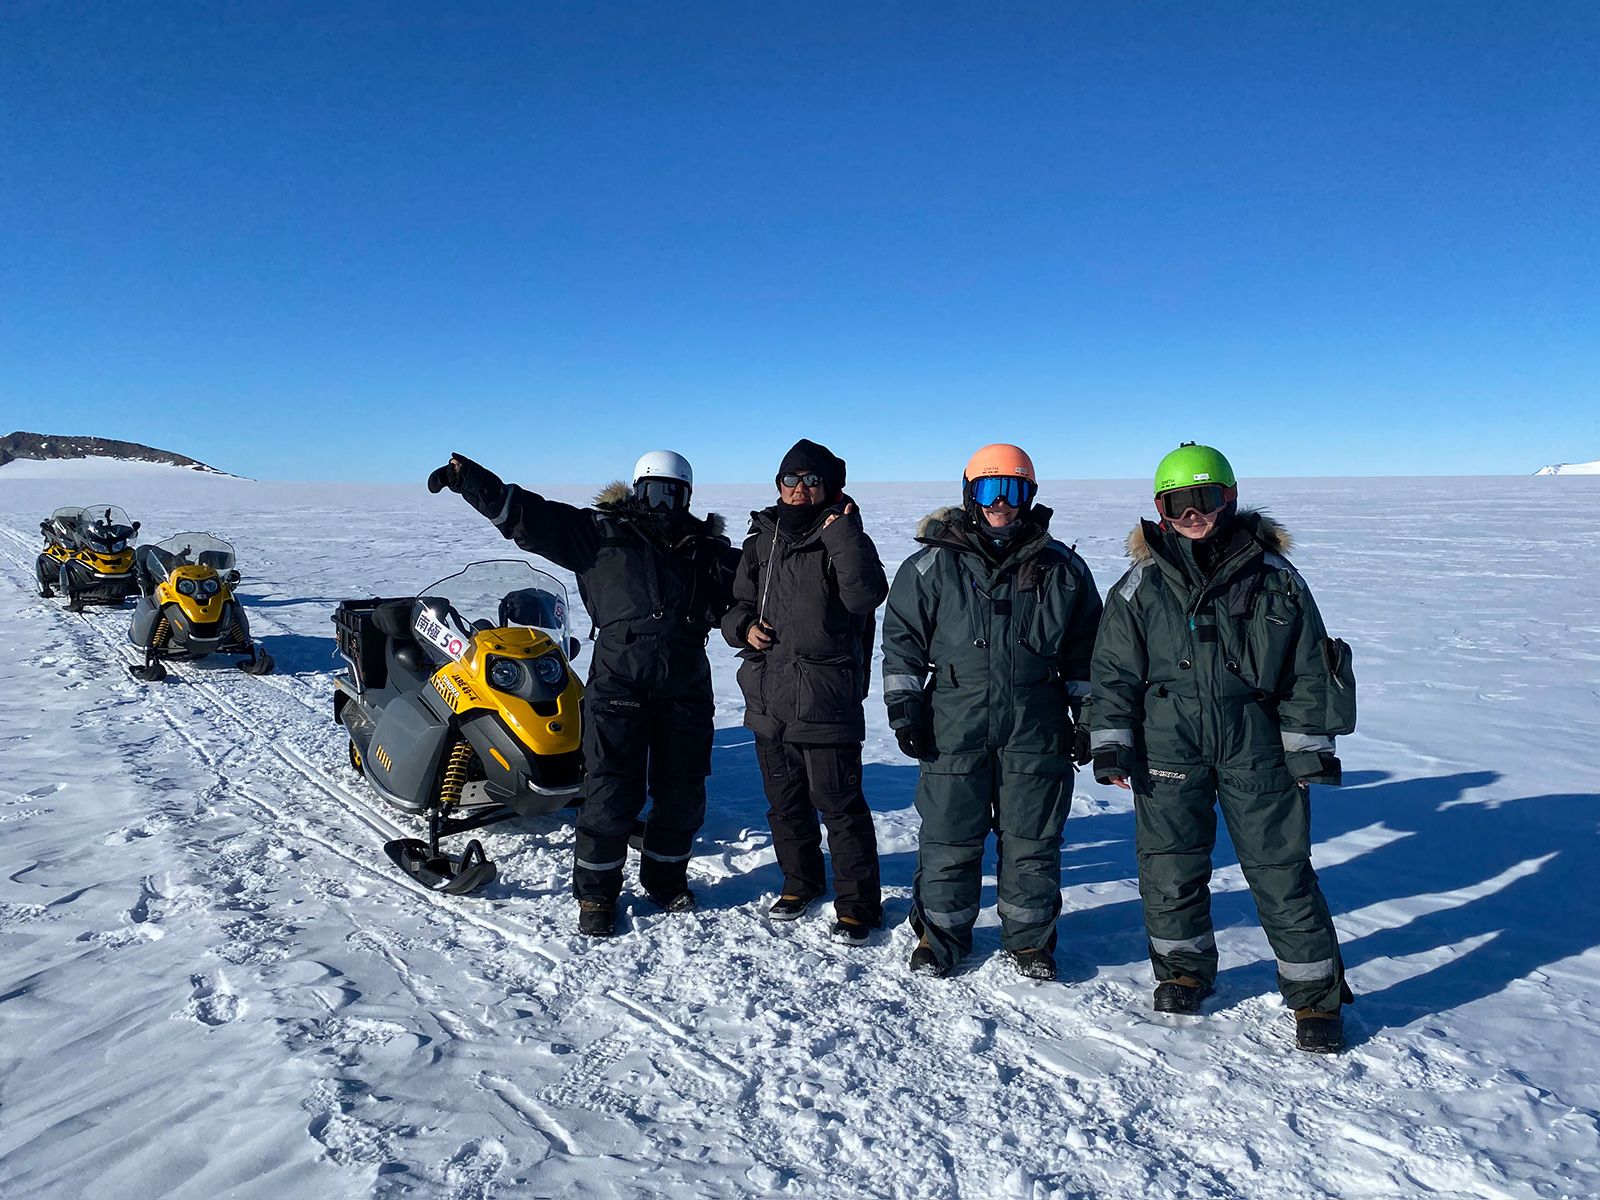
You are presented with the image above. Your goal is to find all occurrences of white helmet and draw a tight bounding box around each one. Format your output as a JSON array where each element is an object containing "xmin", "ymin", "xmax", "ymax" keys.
[{"xmin": 632, "ymin": 450, "xmax": 693, "ymax": 488}]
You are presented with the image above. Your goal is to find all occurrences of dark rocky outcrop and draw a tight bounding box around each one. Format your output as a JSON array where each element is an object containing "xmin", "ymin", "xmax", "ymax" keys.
[{"xmin": 0, "ymin": 432, "xmax": 226, "ymax": 473}]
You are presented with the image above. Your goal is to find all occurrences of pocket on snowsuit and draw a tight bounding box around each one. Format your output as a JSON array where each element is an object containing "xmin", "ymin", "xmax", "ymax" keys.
[
  {"xmin": 795, "ymin": 655, "xmax": 856, "ymax": 724},
  {"xmin": 1319, "ymin": 638, "xmax": 1357, "ymax": 735}
]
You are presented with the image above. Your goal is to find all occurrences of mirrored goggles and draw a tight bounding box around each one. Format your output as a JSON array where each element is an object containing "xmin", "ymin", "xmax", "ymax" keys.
[
  {"xmin": 969, "ymin": 475, "xmax": 1035, "ymax": 509},
  {"xmin": 778, "ymin": 472, "xmax": 823, "ymax": 489},
  {"xmin": 634, "ymin": 478, "xmax": 690, "ymax": 511},
  {"xmin": 1157, "ymin": 484, "xmax": 1230, "ymax": 520}
]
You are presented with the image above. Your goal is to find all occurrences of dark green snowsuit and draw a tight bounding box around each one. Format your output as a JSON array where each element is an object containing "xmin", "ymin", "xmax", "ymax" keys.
[
  {"xmin": 1089, "ymin": 511, "xmax": 1357, "ymax": 1013},
  {"xmin": 882, "ymin": 505, "xmax": 1103, "ymax": 971}
]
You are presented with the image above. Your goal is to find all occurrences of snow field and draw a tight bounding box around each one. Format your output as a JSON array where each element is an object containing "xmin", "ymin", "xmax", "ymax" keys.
[{"xmin": 0, "ymin": 467, "xmax": 1597, "ymax": 1199}]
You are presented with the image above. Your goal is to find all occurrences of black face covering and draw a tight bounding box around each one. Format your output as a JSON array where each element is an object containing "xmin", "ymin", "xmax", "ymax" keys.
[{"xmin": 776, "ymin": 498, "xmax": 829, "ymax": 534}]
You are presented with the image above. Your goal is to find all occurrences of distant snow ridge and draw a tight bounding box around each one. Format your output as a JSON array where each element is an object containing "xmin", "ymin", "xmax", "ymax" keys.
[
  {"xmin": 1534, "ymin": 458, "xmax": 1600, "ymax": 475},
  {"xmin": 0, "ymin": 430, "xmax": 227, "ymax": 474}
]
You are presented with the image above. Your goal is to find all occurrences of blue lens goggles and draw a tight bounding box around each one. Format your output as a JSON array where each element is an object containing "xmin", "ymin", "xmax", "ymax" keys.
[{"xmin": 970, "ymin": 476, "xmax": 1035, "ymax": 508}]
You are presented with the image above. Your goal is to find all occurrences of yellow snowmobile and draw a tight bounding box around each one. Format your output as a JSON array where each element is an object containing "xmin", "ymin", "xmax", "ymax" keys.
[
  {"xmin": 37, "ymin": 504, "xmax": 140, "ymax": 609},
  {"xmin": 332, "ymin": 560, "xmax": 585, "ymax": 893},
  {"xmin": 128, "ymin": 533, "xmax": 274, "ymax": 681}
]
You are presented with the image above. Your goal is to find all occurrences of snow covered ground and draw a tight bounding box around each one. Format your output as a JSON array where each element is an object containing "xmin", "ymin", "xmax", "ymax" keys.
[{"xmin": 1, "ymin": 463, "xmax": 1597, "ymax": 1200}]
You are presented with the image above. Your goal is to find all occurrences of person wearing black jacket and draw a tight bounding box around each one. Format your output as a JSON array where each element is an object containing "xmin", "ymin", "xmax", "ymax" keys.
[
  {"xmin": 720, "ymin": 440, "xmax": 889, "ymax": 944},
  {"xmin": 429, "ymin": 449, "xmax": 739, "ymax": 937}
]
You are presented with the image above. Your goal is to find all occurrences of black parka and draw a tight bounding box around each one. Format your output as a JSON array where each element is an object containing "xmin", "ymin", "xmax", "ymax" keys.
[
  {"xmin": 721, "ymin": 498, "xmax": 888, "ymax": 743},
  {"xmin": 475, "ymin": 481, "xmax": 739, "ymax": 699}
]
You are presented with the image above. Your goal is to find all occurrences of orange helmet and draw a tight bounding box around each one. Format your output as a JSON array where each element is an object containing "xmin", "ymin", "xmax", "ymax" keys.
[{"xmin": 963, "ymin": 443, "xmax": 1035, "ymax": 483}]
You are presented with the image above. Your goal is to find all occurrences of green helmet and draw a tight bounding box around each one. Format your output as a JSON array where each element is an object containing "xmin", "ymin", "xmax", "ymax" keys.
[{"xmin": 1153, "ymin": 442, "xmax": 1236, "ymax": 494}]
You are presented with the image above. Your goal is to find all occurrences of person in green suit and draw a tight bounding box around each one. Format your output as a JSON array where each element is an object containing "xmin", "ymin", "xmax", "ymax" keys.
[
  {"xmin": 882, "ymin": 444, "xmax": 1103, "ymax": 981},
  {"xmin": 1089, "ymin": 443, "xmax": 1357, "ymax": 1052}
]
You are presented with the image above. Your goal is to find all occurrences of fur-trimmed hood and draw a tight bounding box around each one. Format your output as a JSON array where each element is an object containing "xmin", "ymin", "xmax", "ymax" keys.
[
  {"xmin": 1127, "ymin": 508, "xmax": 1290, "ymax": 564},
  {"xmin": 594, "ymin": 480, "xmax": 725, "ymax": 538}
]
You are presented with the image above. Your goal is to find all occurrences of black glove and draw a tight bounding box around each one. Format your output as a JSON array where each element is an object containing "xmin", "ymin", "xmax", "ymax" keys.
[
  {"xmin": 427, "ymin": 452, "xmax": 508, "ymax": 517},
  {"xmin": 1071, "ymin": 723, "xmax": 1093, "ymax": 768},
  {"xmin": 1093, "ymin": 745, "xmax": 1137, "ymax": 786},
  {"xmin": 1287, "ymin": 750, "xmax": 1343, "ymax": 787},
  {"xmin": 895, "ymin": 724, "xmax": 929, "ymax": 760}
]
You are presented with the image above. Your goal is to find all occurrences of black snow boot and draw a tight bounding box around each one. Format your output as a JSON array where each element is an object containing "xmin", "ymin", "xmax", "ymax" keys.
[
  {"xmin": 1006, "ymin": 947, "xmax": 1057, "ymax": 981},
  {"xmin": 651, "ymin": 889, "xmax": 697, "ymax": 913},
  {"xmin": 1294, "ymin": 1008, "xmax": 1345, "ymax": 1054},
  {"xmin": 578, "ymin": 900, "xmax": 618, "ymax": 938},
  {"xmin": 909, "ymin": 937, "xmax": 947, "ymax": 978},
  {"xmin": 768, "ymin": 893, "xmax": 816, "ymax": 922},
  {"xmin": 830, "ymin": 917, "xmax": 870, "ymax": 947},
  {"xmin": 1153, "ymin": 976, "xmax": 1214, "ymax": 1014}
]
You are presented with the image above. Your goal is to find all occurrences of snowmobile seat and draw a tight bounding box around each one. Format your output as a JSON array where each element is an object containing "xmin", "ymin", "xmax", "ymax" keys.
[
  {"xmin": 373, "ymin": 599, "xmax": 429, "ymax": 675},
  {"xmin": 372, "ymin": 599, "xmax": 416, "ymax": 641}
]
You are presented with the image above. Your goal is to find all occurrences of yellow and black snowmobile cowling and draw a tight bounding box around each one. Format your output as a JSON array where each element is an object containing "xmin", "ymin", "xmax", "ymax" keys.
[
  {"xmin": 36, "ymin": 504, "xmax": 141, "ymax": 609},
  {"xmin": 127, "ymin": 533, "xmax": 274, "ymax": 681},
  {"xmin": 330, "ymin": 561, "xmax": 586, "ymax": 894}
]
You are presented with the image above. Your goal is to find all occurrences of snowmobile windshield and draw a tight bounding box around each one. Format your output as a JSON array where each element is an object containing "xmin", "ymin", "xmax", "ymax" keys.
[
  {"xmin": 79, "ymin": 503, "xmax": 137, "ymax": 552},
  {"xmin": 150, "ymin": 532, "xmax": 236, "ymax": 577},
  {"xmin": 410, "ymin": 560, "xmax": 572, "ymax": 665}
]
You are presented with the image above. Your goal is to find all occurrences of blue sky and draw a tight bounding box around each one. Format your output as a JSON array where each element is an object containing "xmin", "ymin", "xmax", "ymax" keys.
[{"xmin": 4, "ymin": 3, "xmax": 1596, "ymax": 483}]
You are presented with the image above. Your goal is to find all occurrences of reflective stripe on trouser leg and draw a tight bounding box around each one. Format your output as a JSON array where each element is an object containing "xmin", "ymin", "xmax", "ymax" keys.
[
  {"xmin": 572, "ymin": 829, "xmax": 629, "ymax": 902},
  {"xmin": 993, "ymin": 757, "xmax": 1071, "ymax": 953},
  {"xmin": 1216, "ymin": 767, "xmax": 1346, "ymax": 1011},
  {"xmin": 1134, "ymin": 765, "xmax": 1222, "ymax": 984},
  {"xmin": 912, "ymin": 759, "xmax": 995, "ymax": 969},
  {"xmin": 639, "ymin": 692, "xmax": 713, "ymax": 898}
]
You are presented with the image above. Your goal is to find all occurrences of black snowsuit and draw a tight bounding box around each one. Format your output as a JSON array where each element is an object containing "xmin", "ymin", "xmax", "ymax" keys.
[
  {"xmin": 468, "ymin": 479, "xmax": 739, "ymax": 903},
  {"xmin": 721, "ymin": 497, "xmax": 889, "ymax": 924}
]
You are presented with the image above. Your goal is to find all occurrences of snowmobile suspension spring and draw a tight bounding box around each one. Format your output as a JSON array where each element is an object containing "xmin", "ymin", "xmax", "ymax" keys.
[
  {"xmin": 438, "ymin": 739, "xmax": 474, "ymax": 810},
  {"xmin": 152, "ymin": 617, "xmax": 172, "ymax": 649},
  {"xmin": 231, "ymin": 618, "xmax": 248, "ymax": 644}
]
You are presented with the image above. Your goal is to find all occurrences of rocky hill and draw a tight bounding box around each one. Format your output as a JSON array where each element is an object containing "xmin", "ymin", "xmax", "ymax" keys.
[{"xmin": 0, "ymin": 432, "xmax": 225, "ymax": 473}]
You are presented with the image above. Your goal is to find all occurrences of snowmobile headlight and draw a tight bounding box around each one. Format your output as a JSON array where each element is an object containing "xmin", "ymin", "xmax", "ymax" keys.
[
  {"xmin": 177, "ymin": 578, "xmax": 198, "ymax": 596},
  {"xmin": 201, "ymin": 578, "xmax": 220, "ymax": 596},
  {"xmin": 488, "ymin": 656, "xmax": 527, "ymax": 693},
  {"xmin": 532, "ymin": 654, "xmax": 565, "ymax": 687}
]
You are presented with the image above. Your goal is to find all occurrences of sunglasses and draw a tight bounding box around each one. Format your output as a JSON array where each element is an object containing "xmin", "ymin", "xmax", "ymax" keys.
[
  {"xmin": 634, "ymin": 478, "xmax": 690, "ymax": 511},
  {"xmin": 779, "ymin": 472, "xmax": 823, "ymax": 489},
  {"xmin": 1157, "ymin": 484, "xmax": 1230, "ymax": 520},
  {"xmin": 969, "ymin": 476, "xmax": 1036, "ymax": 509}
]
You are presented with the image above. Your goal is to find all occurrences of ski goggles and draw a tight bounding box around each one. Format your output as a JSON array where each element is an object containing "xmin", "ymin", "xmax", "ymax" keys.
[
  {"xmin": 778, "ymin": 472, "xmax": 823, "ymax": 489},
  {"xmin": 969, "ymin": 476, "xmax": 1036, "ymax": 509},
  {"xmin": 1157, "ymin": 484, "xmax": 1232, "ymax": 520},
  {"xmin": 633, "ymin": 478, "xmax": 690, "ymax": 511}
]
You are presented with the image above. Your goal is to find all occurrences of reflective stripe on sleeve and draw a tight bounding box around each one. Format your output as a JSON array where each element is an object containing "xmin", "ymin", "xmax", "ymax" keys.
[
  {"xmin": 1117, "ymin": 562, "xmax": 1147, "ymax": 601},
  {"xmin": 1065, "ymin": 680, "xmax": 1092, "ymax": 699},
  {"xmin": 1282, "ymin": 731, "xmax": 1335, "ymax": 754},
  {"xmin": 883, "ymin": 673, "xmax": 925, "ymax": 696},
  {"xmin": 1090, "ymin": 729, "xmax": 1135, "ymax": 750}
]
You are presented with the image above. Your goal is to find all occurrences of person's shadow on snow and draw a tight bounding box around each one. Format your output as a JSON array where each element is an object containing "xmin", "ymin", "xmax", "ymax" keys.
[{"xmin": 1166, "ymin": 768, "xmax": 1600, "ymax": 1033}]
